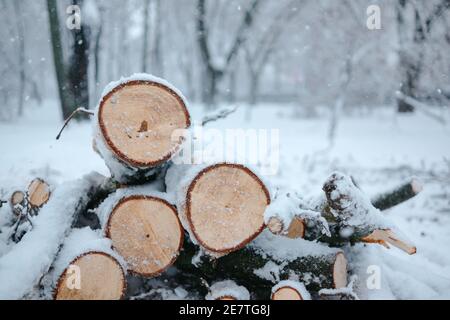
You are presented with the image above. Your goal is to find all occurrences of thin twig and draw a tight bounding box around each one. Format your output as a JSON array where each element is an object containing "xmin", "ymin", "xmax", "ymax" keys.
[
  {"xmin": 201, "ymin": 106, "xmax": 238, "ymax": 126},
  {"xmin": 56, "ymin": 107, "xmax": 95, "ymax": 140}
]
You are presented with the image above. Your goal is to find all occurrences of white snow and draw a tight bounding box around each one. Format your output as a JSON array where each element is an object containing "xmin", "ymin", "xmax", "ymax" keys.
[
  {"xmin": 324, "ymin": 172, "xmax": 392, "ymax": 231},
  {"xmin": 264, "ymin": 188, "xmax": 330, "ymax": 237},
  {"xmin": 250, "ymin": 230, "xmax": 339, "ymax": 262},
  {"xmin": 0, "ymin": 173, "xmax": 104, "ymax": 299},
  {"xmin": 205, "ymin": 280, "xmax": 250, "ymax": 300}
]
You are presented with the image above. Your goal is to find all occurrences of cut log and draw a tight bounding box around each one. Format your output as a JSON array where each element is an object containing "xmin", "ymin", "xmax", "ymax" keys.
[
  {"xmin": 10, "ymin": 190, "xmax": 26, "ymax": 217},
  {"xmin": 372, "ymin": 178, "xmax": 423, "ymax": 211},
  {"xmin": 54, "ymin": 252, "xmax": 126, "ymax": 300},
  {"xmin": 175, "ymin": 233, "xmax": 348, "ymax": 299},
  {"xmin": 271, "ymin": 286, "xmax": 302, "ymax": 300},
  {"xmin": 10, "ymin": 190, "xmax": 26, "ymax": 207},
  {"xmin": 27, "ymin": 178, "xmax": 51, "ymax": 209},
  {"xmin": 167, "ymin": 163, "xmax": 270, "ymax": 255},
  {"xmin": 105, "ymin": 195, "xmax": 183, "ymax": 276},
  {"xmin": 95, "ymin": 75, "xmax": 191, "ymax": 184},
  {"xmin": 271, "ymin": 281, "xmax": 310, "ymax": 300}
]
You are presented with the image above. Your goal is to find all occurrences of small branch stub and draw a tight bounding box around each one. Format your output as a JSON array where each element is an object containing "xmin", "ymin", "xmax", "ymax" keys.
[
  {"xmin": 362, "ymin": 229, "xmax": 417, "ymax": 255},
  {"xmin": 27, "ymin": 178, "xmax": 51, "ymax": 210},
  {"xmin": 106, "ymin": 195, "xmax": 184, "ymax": 276},
  {"xmin": 10, "ymin": 191, "xmax": 26, "ymax": 216},
  {"xmin": 267, "ymin": 216, "xmax": 305, "ymax": 239},
  {"xmin": 54, "ymin": 252, "xmax": 126, "ymax": 300}
]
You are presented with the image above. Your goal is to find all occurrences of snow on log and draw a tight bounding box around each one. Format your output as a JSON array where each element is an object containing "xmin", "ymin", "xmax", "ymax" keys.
[
  {"xmin": 371, "ymin": 178, "xmax": 423, "ymax": 211},
  {"xmin": 27, "ymin": 178, "xmax": 51, "ymax": 210},
  {"xmin": 322, "ymin": 172, "xmax": 416, "ymax": 254},
  {"xmin": 271, "ymin": 280, "xmax": 311, "ymax": 300},
  {"xmin": 264, "ymin": 190, "xmax": 329, "ymax": 240},
  {"xmin": 175, "ymin": 231, "xmax": 347, "ymax": 299},
  {"xmin": 205, "ymin": 280, "xmax": 250, "ymax": 300},
  {"xmin": 10, "ymin": 190, "xmax": 26, "ymax": 217},
  {"xmin": 97, "ymin": 186, "xmax": 183, "ymax": 276},
  {"xmin": 166, "ymin": 163, "xmax": 271, "ymax": 256},
  {"xmin": 319, "ymin": 275, "xmax": 359, "ymax": 300},
  {"xmin": 51, "ymin": 228, "xmax": 126, "ymax": 300},
  {"xmin": 0, "ymin": 172, "xmax": 112, "ymax": 299},
  {"xmin": 94, "ymin": 74, "xmax": 191, "ymax": 184}
]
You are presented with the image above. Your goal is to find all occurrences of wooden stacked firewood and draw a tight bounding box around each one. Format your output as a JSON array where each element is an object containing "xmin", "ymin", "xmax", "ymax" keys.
[{"xmin": 0, "ymin": 74, "xmax": 422, "ymax": 300}]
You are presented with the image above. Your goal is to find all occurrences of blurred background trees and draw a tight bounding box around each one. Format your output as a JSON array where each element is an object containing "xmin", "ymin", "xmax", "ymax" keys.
[{"xmin": 0, "ymin": 0, "xmax": 449, "ymax": 121}]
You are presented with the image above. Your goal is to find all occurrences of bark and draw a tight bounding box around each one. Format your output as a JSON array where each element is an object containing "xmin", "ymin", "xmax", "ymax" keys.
[
  {"xmin": 175, "ymin": 236, "xmax": 346, "ymax": 300},
  {"xmin": 67, "ymin": 0, "xmax": 90, "ymax": 118},
  {"xmin": 46, "ymin": 0, "xmax": 75, "ymax": 120},
  {"xmin": 141, "ymin": 0, "xmax": 150, "ymax": 73},
  {"xmin": 396, "ymin": 0, "xmax": 449, "ymax": 112},
  {"xmin": 196, "ymin": 0, "xmax": 261, "ymax": 106},
  {"xmin": 13, "ymin": 0, "xmax": 25, "ymax": 117},
  {"xmin": 371, "ymin": 178, "xmax": 423, "ymax": 211}
]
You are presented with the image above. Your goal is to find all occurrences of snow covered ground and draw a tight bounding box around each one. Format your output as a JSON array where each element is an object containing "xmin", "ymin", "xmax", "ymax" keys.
[{"xmin": 1, "ymin": 101, "xmax": 450, "ymax": 299}]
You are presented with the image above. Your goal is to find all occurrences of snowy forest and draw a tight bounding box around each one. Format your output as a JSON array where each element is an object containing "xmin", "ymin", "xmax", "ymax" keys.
[{"xmin": 0, "ymin": 0, "xmax": 449, "ymax": 301}]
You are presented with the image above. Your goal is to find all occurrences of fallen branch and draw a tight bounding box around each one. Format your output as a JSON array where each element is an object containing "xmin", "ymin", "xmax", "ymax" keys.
[{"xmin": 371, "ymin": 178, "xmax": 423, "ymax": 211}]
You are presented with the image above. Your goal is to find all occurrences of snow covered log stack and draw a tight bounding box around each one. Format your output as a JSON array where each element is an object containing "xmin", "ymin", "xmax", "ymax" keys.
[{"xmin": 0, "ymin": 74, "xmax": 422, "ymax": 300}]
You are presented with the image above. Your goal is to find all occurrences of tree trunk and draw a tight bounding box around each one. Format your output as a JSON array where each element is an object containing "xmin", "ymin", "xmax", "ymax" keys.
[
  {"xmin": 141, "ymin": 0, "xmax": 150, "ymax": 73},
  {"xmin": 46, "ymin": 0, "xmax": 75, "ymax": 120},
  {"xmin": 13, "ymin": 0, "xmax": 25, "ymax": 117},
  {"xmin": 67, "ymin": 0, "xmax": 90, "ymax": 118},
  {"xmin": 151, "ymin": 0, "xmax": 164, "ymax": 77},
  {"xmin": 396, "ymin": 0, "xmax": 426, "ymax": 113}
]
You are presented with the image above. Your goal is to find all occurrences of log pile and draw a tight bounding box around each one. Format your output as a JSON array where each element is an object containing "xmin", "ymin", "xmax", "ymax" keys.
[{"xmin": 0, "ymin": 74, "xmax": 422, "ymax": 300}]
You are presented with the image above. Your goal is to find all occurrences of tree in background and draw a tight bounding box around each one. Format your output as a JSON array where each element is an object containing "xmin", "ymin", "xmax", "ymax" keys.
[
  {"xmin": 46, "ymin": 0, "xmax": 90, "ymax": 120},
  {"xmin": 196, "ymin": 0, "xmax": 262, "ymax": 106},
  {"xmin": 396, "ymin": 0, "xmax": 450, "ymax": 112}
]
